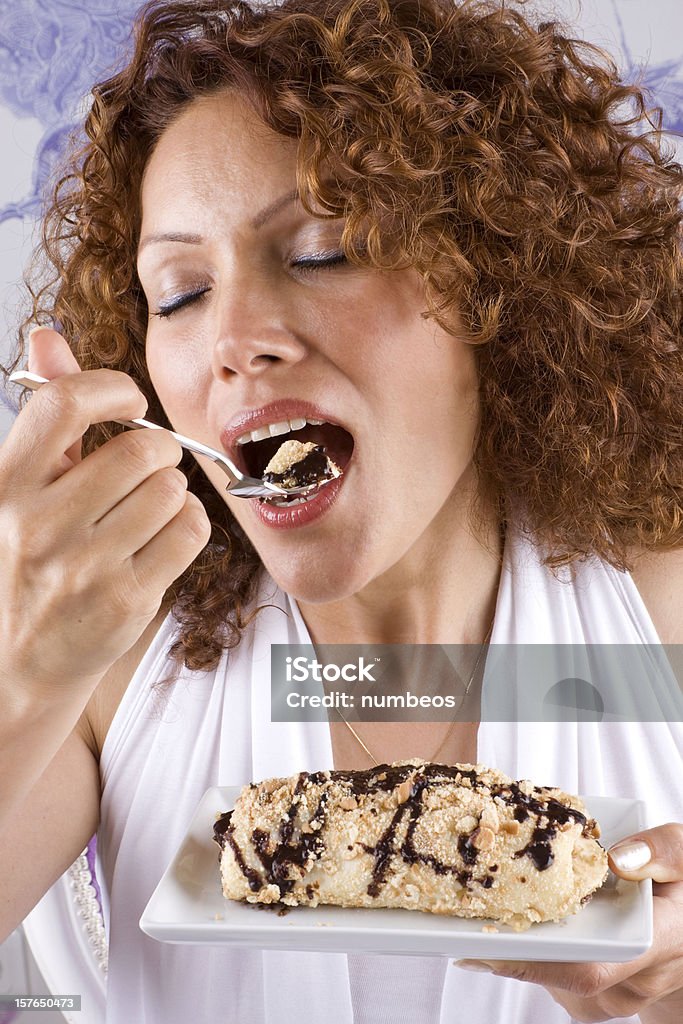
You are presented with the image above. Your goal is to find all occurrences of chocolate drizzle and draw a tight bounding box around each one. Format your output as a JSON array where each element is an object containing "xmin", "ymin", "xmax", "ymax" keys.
[
  {"xmin": 363, "ymin": 766, "xmax": 488, "ymax": 892},
  {"xmin": 457, "ymin": 833, "xmax": 479, "ymax": 867},
  {"xmin": 214, "ymin": 811, "xmax": 262, "ymax": 893},
  {"xmin": 507, "ymin": 789, "xmax": 588, "ymax": 872},
  {"xmin": 213, "ymin": 762, "xmax": 596, "ymax": 903},
  {"xmin": 263, "ymin": 446, "xmax": 335, "ymax": 488},
  {"xmin": 213, "ymin": 809, "xmax": 233, "ymax": 842}
]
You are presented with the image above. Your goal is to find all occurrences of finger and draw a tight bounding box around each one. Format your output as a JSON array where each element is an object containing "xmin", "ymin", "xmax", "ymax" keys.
[
  {"xmin": 2, "ymin": 369, "xmax": 148, "ymax": 488},
  {"xmin": 27, "ymin": 326, "xmax": 84, "ymax": 468},
  {"xmin": 28, "ymin": 326, "xmax": 81, "ymax": 378},
  {"xmin": 92, "ymin": 467, "xmax": 190, "ymax": 555},
  {"xmin": 456, "ymin": 958, "xmax": 639, "ymax": 994},
  {"xmin": 130, "ymin": 491, "xmax": 212, "ymax": 594},
  {"xmin": 45, "ymin": 425, "xmax": 184, "ymax": 526},
  {"xmin": 608, "ymin": 823, "xmax": 683, "ymax": 882}
]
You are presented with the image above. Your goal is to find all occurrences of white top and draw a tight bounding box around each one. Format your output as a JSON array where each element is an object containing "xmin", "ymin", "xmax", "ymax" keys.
[{"xmin": 96, "ymin": 524, "xmax": 683, "ymax": 1024}]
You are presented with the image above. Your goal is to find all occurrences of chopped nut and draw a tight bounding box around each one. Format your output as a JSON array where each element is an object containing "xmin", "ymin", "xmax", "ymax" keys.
[
  {"xmin": 396, "ymin": 778, "xmax": 413, "ymax": 805},
  {"xmin": 259, "ymin": 778, "xmax": 282, "ymax": 795},
  {"xmin": 480, "ymin": 804, "xmax": 500, "ymax": 833},
  {"xmin": 457, "ymin": 815, "xmax": 478, "ymax": 832},
  {"xmin": 471, "ymin": 826, "xmax": 496, "ymax": 851},
  {"xmin": 340, "ymin": 795, "xmax": 358, "ymax": 810},
  {"xmin": 501, "ymin": 819, "xmax": 520, "ymax": 835}
]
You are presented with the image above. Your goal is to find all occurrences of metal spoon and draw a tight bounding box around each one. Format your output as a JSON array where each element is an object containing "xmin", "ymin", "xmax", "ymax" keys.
[{"xmin": 8, "ymin": 371, "xmax": 333, "ymax": 500}]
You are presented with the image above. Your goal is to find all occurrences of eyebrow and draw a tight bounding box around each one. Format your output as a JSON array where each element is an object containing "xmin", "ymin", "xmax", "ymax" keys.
[
  {"xmin": 250, "ymin": 188, "xmax": 300, "ymax": 230},
  {"xmin": 138, "ymin": 189, "xmax": 301, "ymax": 254},
  {"xmin": 137, "ymin": 230, "xmax": 203, "ymax": 253}
]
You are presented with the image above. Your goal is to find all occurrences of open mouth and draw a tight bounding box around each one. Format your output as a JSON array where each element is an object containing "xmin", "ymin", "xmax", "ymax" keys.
[{"xmin": 237, "ymin": 421, "xmax": 354, "ymax": 504}]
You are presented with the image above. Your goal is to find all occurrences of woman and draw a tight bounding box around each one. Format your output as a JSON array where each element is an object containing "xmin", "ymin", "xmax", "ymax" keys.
[{"xmin": 1, "ymin": 0, "xmax": 682, "ymax": 1021}]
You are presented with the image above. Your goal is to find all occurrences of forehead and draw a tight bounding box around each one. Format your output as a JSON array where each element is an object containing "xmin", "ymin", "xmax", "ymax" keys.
[{"xmin": 140, "ymin": 91, "xmax": 298, "ymax": 221}]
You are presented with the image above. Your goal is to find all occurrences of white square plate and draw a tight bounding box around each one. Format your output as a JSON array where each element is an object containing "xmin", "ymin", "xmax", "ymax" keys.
[{"xmin": 140, "ymin": 787, "xmax": 652, "ymax": 961}]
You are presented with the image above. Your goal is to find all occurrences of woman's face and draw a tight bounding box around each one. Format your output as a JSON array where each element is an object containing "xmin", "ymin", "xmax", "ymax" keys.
[{"xmin": 138, "ymin": 91, "xmax": 480, "ymax": 603}]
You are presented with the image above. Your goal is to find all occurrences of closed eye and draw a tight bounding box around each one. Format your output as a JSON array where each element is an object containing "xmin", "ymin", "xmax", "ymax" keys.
[
  {"xmin": 153, "ymin": 285, "xmax": 212, "ymax": 318},
  {"xmin": 291, "ymin": 250, "xmax": 348, "ymax": 272}
]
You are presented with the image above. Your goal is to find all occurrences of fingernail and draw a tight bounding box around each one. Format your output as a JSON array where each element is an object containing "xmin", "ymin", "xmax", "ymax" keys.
[
  {"xmin": 608, "ymin": 840, "xmax": 651, "ymax": 871},
  {"xmin": 455, "ymin": 960, "xmax": 493, "ymax": 973}
]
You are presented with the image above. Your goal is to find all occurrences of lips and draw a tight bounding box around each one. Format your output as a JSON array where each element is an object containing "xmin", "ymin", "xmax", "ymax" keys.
[{"xmin": 221, "ymin": 400, "xmax": 355, "ymax": 479}]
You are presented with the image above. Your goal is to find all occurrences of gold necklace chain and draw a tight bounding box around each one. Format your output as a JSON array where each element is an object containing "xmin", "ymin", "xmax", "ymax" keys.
[{"xmin": 333, "ymin": 617, "xmax": 495, "ymax": 768}]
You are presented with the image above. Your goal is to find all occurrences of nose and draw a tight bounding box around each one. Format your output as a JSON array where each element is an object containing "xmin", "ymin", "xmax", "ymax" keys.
[{"xmin": 210, "ymin": 283, "xmax": 307, "ymax": 380}]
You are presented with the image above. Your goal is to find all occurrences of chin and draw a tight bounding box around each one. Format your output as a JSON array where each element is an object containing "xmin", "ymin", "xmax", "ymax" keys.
[{"xmin": 259, "ymin": 551, "xmax": 373, "ymax": 605}]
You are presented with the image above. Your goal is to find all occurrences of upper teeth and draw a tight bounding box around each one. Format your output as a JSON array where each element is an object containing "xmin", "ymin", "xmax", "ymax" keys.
[{"xmin": 236, "ymin": 417, "xmax": 325, "ymax": 446}]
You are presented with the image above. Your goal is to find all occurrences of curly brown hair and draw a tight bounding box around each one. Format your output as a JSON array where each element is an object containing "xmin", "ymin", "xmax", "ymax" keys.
[{"xmin": 4, "ymin": 0, "xmax": 682, "ymax": 671}]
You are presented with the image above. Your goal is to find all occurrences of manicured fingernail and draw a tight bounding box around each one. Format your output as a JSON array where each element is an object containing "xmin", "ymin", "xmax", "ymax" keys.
[
  {"xmin": 455, "ymin": 960, "xmax": 493, "ymax": 973},
  {"xmin": 608, "ymin": 840, "xmax": 651, "ymax": 871}
]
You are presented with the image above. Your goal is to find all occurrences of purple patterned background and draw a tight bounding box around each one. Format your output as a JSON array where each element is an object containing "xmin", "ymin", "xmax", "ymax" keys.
[{"xmin": 0, "ymin": 0, "xmax": 141, "ymax": 225}]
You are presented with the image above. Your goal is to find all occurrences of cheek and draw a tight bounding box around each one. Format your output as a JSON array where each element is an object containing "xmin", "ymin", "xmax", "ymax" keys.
[
  {"xmin": 145, "ymin": 334, "xmax": 206, "ymax": 432},
  {"xmin": 380, "ymin": 327, "xmax": 479, "ymax": 443},
  {"xmin": 398, "ymin": 346, "xmax": 479, "ymax": 486}
]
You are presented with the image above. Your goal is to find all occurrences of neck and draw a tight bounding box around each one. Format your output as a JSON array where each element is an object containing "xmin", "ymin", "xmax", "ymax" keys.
[{"xmin": 298, "ymin": 482, "xmax": 505, "ymax": 646}]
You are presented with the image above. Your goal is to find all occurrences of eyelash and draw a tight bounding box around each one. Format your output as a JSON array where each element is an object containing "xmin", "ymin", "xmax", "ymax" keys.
[
  {"xmin": 154, "ymin": 285, "xmax": 211, "ymax": 319},
  {"xmin": 291, "ymin": 250, "xmax": 348, "ymax": 272},
  {"xmin": 152, "ymin": 251, "xmax": 349, "ymax": 319}
]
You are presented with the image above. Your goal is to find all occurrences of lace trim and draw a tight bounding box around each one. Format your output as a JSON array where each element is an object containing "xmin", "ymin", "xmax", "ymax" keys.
[{"xmin": 67, "ymin": 852, "xmax": 108, "ymax": 976}]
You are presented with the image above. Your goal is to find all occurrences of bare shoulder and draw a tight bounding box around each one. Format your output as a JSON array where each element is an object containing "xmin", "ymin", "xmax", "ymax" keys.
[
  {"xmin": 628, "ymin": 546, "xmax": 683, "ymax": 644},
  {"xmin": 79, "ymin": 600, "xmax": 175, "ymax": 760}
]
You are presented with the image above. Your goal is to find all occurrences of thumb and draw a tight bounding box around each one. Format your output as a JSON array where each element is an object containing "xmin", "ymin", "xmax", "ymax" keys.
[
  {"xmin": 608, "ymin": 823, "xmax": 683, "ymax": 882},
  {"xmin": 27, "ymin": 326, "xmax": 84, "ymax": 467},
  {"xmin": 28, "ymin": 325, "xmax": 82, "ymax": 379}
]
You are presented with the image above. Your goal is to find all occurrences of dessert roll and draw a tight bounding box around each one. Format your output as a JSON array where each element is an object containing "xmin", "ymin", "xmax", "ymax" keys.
[
  {"xmin": 213, "ymin": 759, "xmax": 608, "ymax": 930},
  {"xmin": 263, "ymin": 439, "xmax": 341, "ymax": 490}
]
